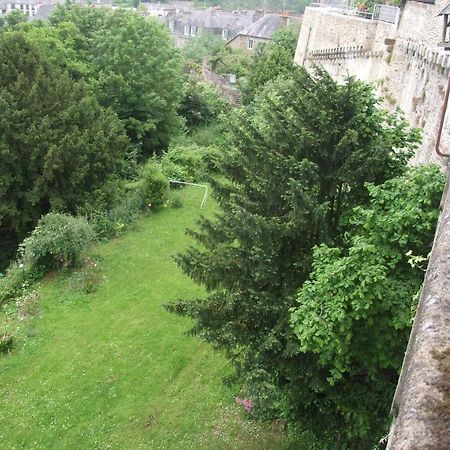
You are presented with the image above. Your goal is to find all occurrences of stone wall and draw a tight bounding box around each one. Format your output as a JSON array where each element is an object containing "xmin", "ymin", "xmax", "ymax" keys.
[
  {"xmin": 387, "ymin": 172, "xmax": 450, "ymax": 449},
  {"xmin": 201, "ymin": 65, "xmax": 241, "ymax": 104},
  {"xmin": 294, "ymin": 1, "xmax": 450, "ymax": 166}
]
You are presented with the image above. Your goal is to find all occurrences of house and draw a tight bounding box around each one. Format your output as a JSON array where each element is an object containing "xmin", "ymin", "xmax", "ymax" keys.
[
  {"xmin": 0, "ymin": 0, "xmax": 43, "ymax": 17},
  {"xmin": 227, "ymin": 13, "xmax": 301, "ymax": 52},
  {"xmin": 165, "ymin": 7, "xmax": 257, "ymax": 48}
]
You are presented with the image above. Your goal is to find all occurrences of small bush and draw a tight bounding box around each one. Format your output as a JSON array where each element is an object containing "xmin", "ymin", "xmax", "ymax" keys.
[
  {"xmin": 189, "ymin": 121, "xmax": 226, "ymax": 147},
  {"xmin": 20, "ymin": 213, "xmax": 95, "ymax": 277},
  {"xmin": 171, "ymin": 197, "xmax": 184, "ymax": 209},
  {"xmin": 89, "ymin": 210, "xmax": 120, "ymax": 241},
  {"xmin": 178, "ymin": 77, "xmax": 229, "ymax": 128},
  {"xmin": 89, "ymin": 163, "xmax": 169, "ymax": 241},
  {"xmin": 134, "ymin": 161, "xmax": 170, "ymax": 209}
]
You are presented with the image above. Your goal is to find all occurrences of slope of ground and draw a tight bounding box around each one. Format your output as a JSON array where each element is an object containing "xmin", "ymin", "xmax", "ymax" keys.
[{"xmin": 0, "ymin": 187, "xmax": 302, "ymax": 449}]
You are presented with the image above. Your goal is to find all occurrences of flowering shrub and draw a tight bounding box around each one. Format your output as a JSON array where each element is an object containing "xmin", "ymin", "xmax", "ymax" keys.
[
  {"xmin": 235, "ymin": 396, "xmax": 254, "ymax": 413},
  {"xmin": 0, "ymin": 262, "xmax": 30, "ymax": 307}
]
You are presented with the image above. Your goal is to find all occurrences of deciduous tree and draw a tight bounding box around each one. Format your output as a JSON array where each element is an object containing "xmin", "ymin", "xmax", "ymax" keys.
[{"xmin": 50, "ymin": 6, "xmax": 184, "ymax": 158}]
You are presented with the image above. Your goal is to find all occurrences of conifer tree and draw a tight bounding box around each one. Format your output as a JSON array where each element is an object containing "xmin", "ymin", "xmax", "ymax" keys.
[
  {"xmin": 0, "ymin": 33, "xmax": 128, "ymax": 266},
  {"xmin": 166, "ymin": 68, "xmax": 420, "ymax": 443}
]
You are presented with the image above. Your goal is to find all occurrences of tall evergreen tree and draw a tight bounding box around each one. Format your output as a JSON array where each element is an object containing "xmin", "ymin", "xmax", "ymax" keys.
[
  {"xmin": 242, "ymin": 25, "xmax": 299, "ymax": 103},
  {"xmin": 0, "ymin": 33, "xmax": 128, "ymax": 267},
  {"xmin": 166, "ymin": 68, "xmax": 420, "ymax": 444}
]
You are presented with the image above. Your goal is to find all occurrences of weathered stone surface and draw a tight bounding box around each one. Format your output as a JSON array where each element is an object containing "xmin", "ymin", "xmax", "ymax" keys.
[{"xmin": 294, "ymin": 0, "xmax": 450, "ymax": 166}]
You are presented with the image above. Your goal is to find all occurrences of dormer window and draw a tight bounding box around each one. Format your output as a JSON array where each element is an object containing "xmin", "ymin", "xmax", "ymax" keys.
[{"xmin": 439, "ymin": 3, "xmax": 450, "ymax": 49}]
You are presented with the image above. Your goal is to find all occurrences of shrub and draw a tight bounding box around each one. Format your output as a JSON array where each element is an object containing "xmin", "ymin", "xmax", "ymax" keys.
[
  {"xmin": 88, "ymin": 210, "xmax": 121, "ymax": 241},
  {"xmin": 189, "ymin": 121, "xmax": 225, "ymax": 147},
  {"xmin": 178, "ymin": 77, "xmax": 229, "ymax": 128},
  {"xmin": 0, "ymin": 262, "xmax": 32, "ymax": 307},
  {"xmin": 88, "ymin": 163, "xmax": 169, "ymax": 241},
  {"xmin": 134, "ymin": 161, "xmax": 170, "ymax": 209},
  {"xmin": 19, "ymin": 213, "xmax": 95, "ymax": 277},
  {"xmin": 171, "ymin": 196, "xmax": 184, "ymax": 209},
  {"xmin": 161, "ymin": 144, "xmax": 219, "ymax": 182}
]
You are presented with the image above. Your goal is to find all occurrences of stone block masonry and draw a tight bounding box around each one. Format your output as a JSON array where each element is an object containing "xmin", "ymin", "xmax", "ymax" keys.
[{"xmin": 294, "ymin": 1, "xmax": 450, "ymax": 166}]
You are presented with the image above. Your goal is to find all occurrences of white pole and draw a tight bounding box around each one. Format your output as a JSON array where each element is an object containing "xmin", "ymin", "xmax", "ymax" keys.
[{"xmin": 169, "ymin": 180, "xmax": 209, "ymax": 208}]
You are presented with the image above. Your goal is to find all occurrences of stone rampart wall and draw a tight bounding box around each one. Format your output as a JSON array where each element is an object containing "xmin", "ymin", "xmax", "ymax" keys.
[{"xmin": 294, "ymin": 1, "xmax": 450, "ymax": 166}]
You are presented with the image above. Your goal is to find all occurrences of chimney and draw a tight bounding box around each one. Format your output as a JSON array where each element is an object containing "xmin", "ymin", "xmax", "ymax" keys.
[{"xmin": 253, "ymin": 8, "xmax": 264, "ymax": 23}]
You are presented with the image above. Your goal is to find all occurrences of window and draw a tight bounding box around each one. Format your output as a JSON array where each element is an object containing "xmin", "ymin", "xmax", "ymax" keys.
[
  {"xmin": 169, "ymin": 20, "xmax": 175, "ymax": 31},
  {"xmin": 248, "ymin": 38, "xmax": 254, "ymax": 49},
  {"xmin": 222, "ymin": 29, "xmax": 229, "ymax": 40},
  {"xmin": 184, "ymin": 25, "xmax": 189, "ymax": 36},
  {"xmin": 190, "ymin": 26, "xmax": 197, "ymax": 36}
]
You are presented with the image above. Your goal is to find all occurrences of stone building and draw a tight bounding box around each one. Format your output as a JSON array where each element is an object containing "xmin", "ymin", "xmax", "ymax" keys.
[
  {"xmin": 0, "ymin": 0, "xmax": 42, "ymax": 17},
  {"xmin": 227, "ymin": 13, "xmax": 301, "ymax": 52},
  {"xmin": 165, "ymin": 7, "xmax": 256, "ymax": 48}
]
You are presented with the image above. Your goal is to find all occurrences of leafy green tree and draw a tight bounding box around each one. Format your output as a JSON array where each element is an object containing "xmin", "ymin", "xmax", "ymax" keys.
[
  {"xmin": 290, "ymin": 164, "xmax": 444, "ymax": 443},
  {"xmin": 242, "ymin": 25, "xmax": 299, "ymax": 103},
  {"xmin": 0, "ymin": 33, "xmax": 128, "ymax": 266},
  {"xmin": 166, "ymin": 68, "xmax": 420, "ymax": 445},
  {"xmin": 49, "ymin": 4, "xmax": 107, "ymax": 41},
  {"xmin": 50, "ymin": 6, "xmax": 184, "ymax": 158},
  {"xmin": 210, "ymin": 46, "xmax": 251, "ymax": 78},
  {"xmin": 20, "ymin": 21, "xmax": 92, "ymax": 79},
  {"xmin": 0, "ymin": 10, "xmax": 27, "ymax": 31},
  {"xmin": 178, "ymin": 76, "xmax": 229, "ymax": 128},
  {"xmin": 182, "ymin": 32, "xmax": 225, "ymax": 64}
]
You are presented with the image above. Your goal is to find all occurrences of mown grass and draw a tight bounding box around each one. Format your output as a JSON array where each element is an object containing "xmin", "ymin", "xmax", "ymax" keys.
[{"xmin": 0, "ymin": 187, "xmax": 303, "ymax": 450}]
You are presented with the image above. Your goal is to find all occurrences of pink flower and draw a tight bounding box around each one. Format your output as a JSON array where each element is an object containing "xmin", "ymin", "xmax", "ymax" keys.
[{"xmin": 235, "ymin": 396, "xmax": 253, "ymax": 412}]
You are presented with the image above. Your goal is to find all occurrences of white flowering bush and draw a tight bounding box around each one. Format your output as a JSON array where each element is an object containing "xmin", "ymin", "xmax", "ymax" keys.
[{"xmin": 19, "ymin": 213, "xmax": 95, "ymax": 277}]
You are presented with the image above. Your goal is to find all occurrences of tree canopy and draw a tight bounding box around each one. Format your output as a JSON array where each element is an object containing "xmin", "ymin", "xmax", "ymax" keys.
[
  {"xmin": 0, "ymin": 33, "xmax": 128, "ymax": 265},
  {"xmin": 46, "ymin": 6, "xmax": 185, "ymax": 157},
  {"xmin": 166, "ymin": 68, "xmax": 425, "ymax": 446},
  {"xmin": 290, "ymin": 164, "xmax": 444, "ymax": 441},
  {"xmin": 242, "ymin": 25, "xmax": 299, "ymax": 103}
]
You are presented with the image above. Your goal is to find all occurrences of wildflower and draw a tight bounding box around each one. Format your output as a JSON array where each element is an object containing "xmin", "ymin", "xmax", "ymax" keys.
[{"xmin": 235, "ymin": 396, "xmax": 253, "ymax": 412}]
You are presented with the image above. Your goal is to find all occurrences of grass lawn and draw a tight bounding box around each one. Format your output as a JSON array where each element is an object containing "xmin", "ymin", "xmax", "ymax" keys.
[{"xmin": 0, "ymin": 187, "xmax": 301, "ymax": 450}]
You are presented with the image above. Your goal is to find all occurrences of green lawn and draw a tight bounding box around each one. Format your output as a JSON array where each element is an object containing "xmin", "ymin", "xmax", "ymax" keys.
[{"xmin": 0, "ymin": 188, "xmax": 300, "ymax": 450}]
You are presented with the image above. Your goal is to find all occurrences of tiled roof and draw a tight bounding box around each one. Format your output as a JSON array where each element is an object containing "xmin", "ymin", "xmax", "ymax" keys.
[{"xmin": 239, "ymin": 14, "xmax": 286, "ymax": 39}]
